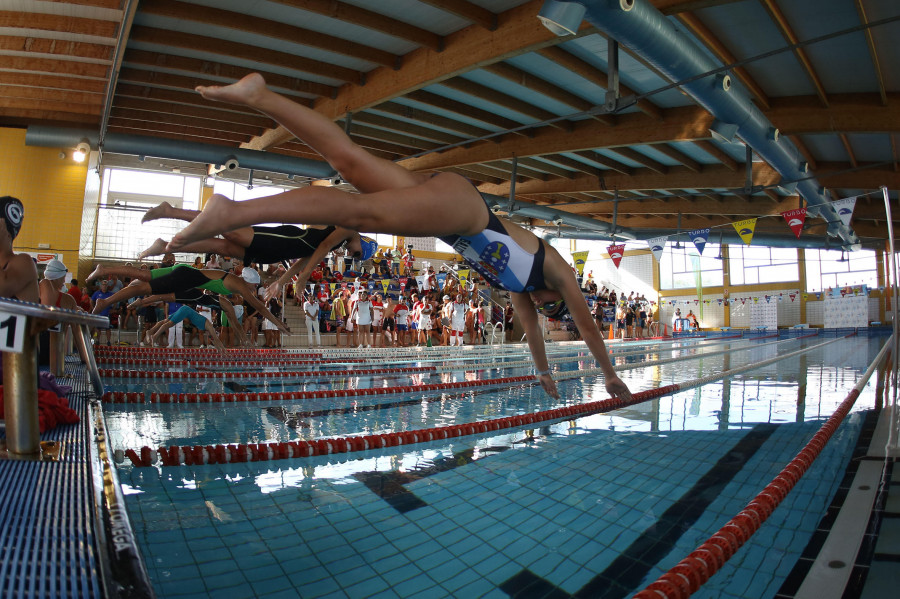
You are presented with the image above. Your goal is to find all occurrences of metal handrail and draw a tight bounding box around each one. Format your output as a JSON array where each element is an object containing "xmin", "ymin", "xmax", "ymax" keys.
[{"xmin": 0, "ymin": 298, "xmax": 108, "ymax": 457}]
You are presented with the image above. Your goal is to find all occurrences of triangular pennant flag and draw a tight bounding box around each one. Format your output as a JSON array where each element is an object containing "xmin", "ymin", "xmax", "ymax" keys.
[
  {"xmin": 607, "ymin": 244, "xmax": 625, "ymax": 269},
  {"xmin": 646, "ymin": 236, "xmax": 666, "ymax": 262},
  {"xmin": 330, "ymin": 283, "xmax": 336, "ymax": 293},
  {"xmin": 399, "ymin": 277, "xmax": 407, "ymax": 290},
  {"xmin": 571, "ymin": 251, "xmax": 589, "ymax": 276},
  {"xmin": 381, "ymin": 279, "xmax": 389, "ymax": 294},
  {"xmin": 732, "ymin": 218, "xmax": 757, "ymax": 245},
  {"xmin": 689, "ymin": 228, "xmax": 710, "ymax": 255},
  {"xmin": 781, "ymin": 207, "xmax": 807, "ymax": 238},
  {"xmin": 833, "ymin": 196, "xmax": 857, "ymax": 227}
]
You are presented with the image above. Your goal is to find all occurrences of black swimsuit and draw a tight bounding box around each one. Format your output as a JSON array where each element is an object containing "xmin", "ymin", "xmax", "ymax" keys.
[{"xmin": 243, "ymin": 225, "xmax": 338, "ymax": 265}]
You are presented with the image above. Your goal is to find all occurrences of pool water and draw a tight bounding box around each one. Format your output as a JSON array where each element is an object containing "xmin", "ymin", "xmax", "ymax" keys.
[{"xmin": 105, "ymin": 333, "xmax": 889, "ymax": 598}]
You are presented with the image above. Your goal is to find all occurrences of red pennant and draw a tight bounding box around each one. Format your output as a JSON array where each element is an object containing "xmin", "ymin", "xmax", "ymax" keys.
[
  {"xmin": 781, "ymin": 208, "xmax": 807, "ymax": 238},
  {"xmin": 607, "ymin": 244, "xmax": 625, "ymax": 269},
  {"xmin": 400, "ymin": 277, "xmax": 407, "ymax": 290},
  {"xmin": 789, "ymin": 294, "xmax": 796, "ymax": 302}
]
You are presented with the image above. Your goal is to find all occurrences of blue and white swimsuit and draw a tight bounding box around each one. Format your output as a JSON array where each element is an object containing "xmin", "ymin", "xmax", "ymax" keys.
[{"xmin": 440, "ymin": 197, "xmax": 546, "ymax": 293}]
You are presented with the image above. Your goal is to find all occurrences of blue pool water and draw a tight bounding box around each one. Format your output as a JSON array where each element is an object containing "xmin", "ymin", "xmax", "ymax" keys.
[{"xmin": 105, "ymin": 333, "xmax": 889, "ymax": 598}]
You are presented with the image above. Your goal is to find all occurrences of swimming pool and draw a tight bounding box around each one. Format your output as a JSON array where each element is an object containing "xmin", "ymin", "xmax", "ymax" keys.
[{"xmin": 102, "ymin": 333, "xmax": 890, "ymax": 598}]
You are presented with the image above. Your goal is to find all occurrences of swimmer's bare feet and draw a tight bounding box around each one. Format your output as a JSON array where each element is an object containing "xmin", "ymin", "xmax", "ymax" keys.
[
  {"xmin": 141, "ymin": 201, "xmax": 173, "ymax": 224},
  {"xmin": 139, "ymin": 238, "xmax": 169, "ymax": 260},
  {"xmin": 195, "ymin": 73, "xmax": 268, "ymax": 107},
  {"xmin": 166, "ymin": 195, "xmax": 235, "ymax": 252},
  {"xmin": 86, "ymin": 264, "xmax": 106, "ymax": 283}
]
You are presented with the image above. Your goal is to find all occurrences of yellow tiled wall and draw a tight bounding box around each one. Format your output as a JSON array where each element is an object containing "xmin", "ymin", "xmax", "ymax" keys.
[{"xmin": 0, "ymin": 127, "xmax": 88, "ymax": 275}]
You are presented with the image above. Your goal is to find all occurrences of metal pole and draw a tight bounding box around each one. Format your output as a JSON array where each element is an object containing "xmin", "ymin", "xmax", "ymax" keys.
[
  {"xmin": 2, "ymin": 332, "xmax": 40, "ymax": 456},
  {"xmin": 881, "ymin": 186, "xmax": 899, "ymax": 395}
]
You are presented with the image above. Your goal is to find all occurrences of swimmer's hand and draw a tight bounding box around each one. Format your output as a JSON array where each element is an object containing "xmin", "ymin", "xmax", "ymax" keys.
[
  {"xmin": 263, "ymin": 280, "xmax": 281, "ymax": 303},
  {"xmin": 538, "ymin": 373, "xmax": 559, "ymax": 399},
  {"xmin": 606, "ymin": 376, "xmax": 632, "ymax": 402}
]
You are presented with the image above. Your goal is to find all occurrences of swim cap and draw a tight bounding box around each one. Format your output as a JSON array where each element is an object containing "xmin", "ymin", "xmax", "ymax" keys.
[
  {"xmin": 359, "ymin": 236, "xmax": 377, "ymax": 262},
  {"xmin": 43, "ymin": 259, "xmax": 67, "ymax": 280},
  {"xmin": 0, "ymin": 196, "xmax": 24, "ymax": 239},
  {"xmin": 241, "ymin": 268, "xmax": 260, "ymax": 285}
]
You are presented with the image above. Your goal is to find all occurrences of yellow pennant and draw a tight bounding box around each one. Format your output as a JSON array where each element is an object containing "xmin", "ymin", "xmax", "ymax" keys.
[
  {"xmin": 381, "ymin": 279, "xmax": 390, "ymax": 294},
  {"xmin": 732, "ymin": 218, "xmax": 757, "ymax": 245},
  {"xmin": 458, "ymin": 269, "xmax": 469, "ymax": 287},
  {"xmin": 571, "ymin": 251, "xmax": 589, "ymax": 276}
]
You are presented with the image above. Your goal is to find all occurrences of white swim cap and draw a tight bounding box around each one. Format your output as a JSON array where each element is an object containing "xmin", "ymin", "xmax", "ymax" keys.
[
  {"xmin": 241, "ymin": 268, "xmax": 260, "ymax": 285},
  {"xmin": 44, "ymin": 259, "xmax": 67, "ymax": 280}
]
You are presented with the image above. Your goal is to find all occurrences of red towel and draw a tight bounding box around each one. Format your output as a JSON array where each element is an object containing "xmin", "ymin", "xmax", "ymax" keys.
[{"xmin": 0, "ymin": 386, "xmax": 80, "ymax": 433}]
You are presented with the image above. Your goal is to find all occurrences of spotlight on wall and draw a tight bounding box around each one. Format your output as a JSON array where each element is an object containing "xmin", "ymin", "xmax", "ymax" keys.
[{"xmin": 73, "ymin": 140, "xmax": 91, "ymax": 163}]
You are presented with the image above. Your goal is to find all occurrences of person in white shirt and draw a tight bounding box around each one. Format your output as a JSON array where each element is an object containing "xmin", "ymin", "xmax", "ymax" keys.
[
  {"xmin": 450, "ymin": 293, "xmax": 467, "ymax": 346},
  {"xmin": 303, "ymin": 293, "xmax": 321, "ymax": 346},
  {"xmin": 393, "ymin": 298, "xmax": 410, "ymax": 347},
  {"xmin": 350, "ymin": 289, "xmax": 373, "ymax": 347}
]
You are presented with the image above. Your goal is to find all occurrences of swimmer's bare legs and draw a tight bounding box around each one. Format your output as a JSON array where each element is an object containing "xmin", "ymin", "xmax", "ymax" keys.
[
  {"xmin": 87, "ymin": 263, "xmax": 153, "ymax": 283},
  {"xmin": 93, "ymin": 280, "xmax": 151, "ymax": 314},
  {"xmin": 138, "ymin": 236, "xmax": 244, "ymax": 260},
  {"xmin": 172, "ymin": 74, "xmax": 488, "ymax": 251},
  {"xmin": 142, "ymin": 201, "xmax": 200, "ymax": 224},
  {"xmin": 196, "ymin": 74, "xmax": 423, "ymax": 194}
]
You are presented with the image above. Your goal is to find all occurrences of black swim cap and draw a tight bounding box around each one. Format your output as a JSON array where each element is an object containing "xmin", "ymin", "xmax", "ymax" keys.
[{"xmin": 0, "ymin": 196, "xmax": 23, "ymax": 239}]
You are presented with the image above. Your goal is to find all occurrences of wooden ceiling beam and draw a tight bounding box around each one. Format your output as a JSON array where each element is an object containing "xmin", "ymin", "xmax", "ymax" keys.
[
  {"xmin": 540, "ymin": 154, "xmax": 605, "ymax": 177},
  {"xmin": 246, "ymin": 0, "xmax": 595, "ymax": 149},
  {"xmin": 537, "ymin": 45, "xmax": 662, "ymax": 120},
  {"xmin": 693, "ymin": 140, "xmax": 739, "ymax": 171},
  {"xmin": 0, "ymin": 10, "xmax": 119, "ymax": 39},
  {"xmin": 129, "ymin": 26, "xmax": 363, "ymax": 84},
  {"xmin": 1, "ymin": 55, "xmax": 109, "ymax": 78},
  {"xmin": 123, "ymin": 50, "xmax": 338, "ymax": 99},
  {"xmin": 515, "ymin": 157, "xmax": 577, "ymax": 179},
  {"xmin": 139, "ymin": 0, "xmax": 400, "ymax": 69},
  {"xmin": 349, "ymin": 112, "xmax": 465, "ymax": 145},
  {"xmin": 438, "ymin": 77, "xmax": 571, "ymax": 130},
  {"xmin": 481, "ymin": 162, "xmax": 783, "ymax": 196},
  {"xmin": 400, "ymin": 106, "xmax": 714, "ymax": 171},
  {"xmin": 113, "ymin": 96, "xmax": 274, "ymax": 129},
  {"xmin": 0, "ymin": 35, "xmax": 113, "ymax": 60},
  {"xmin": 675, "ymin": 12, "xmax": 770, "ymax": 110},
  {"xmin": 405, "ymin": 89, "xmax": 531, "ymax": 136},
  {"xmin": 481, "ymin": 62, "xmax": 613, "ymax": 125},
  {"xmin": 570, "ymin": 151, "xmax": 633, "ymax": 176},
  {"xmin": 0, "ymin": 84, "xmax": 103, "ymax": 106},
  {"xmin": 854, "ymin": 0, "xmax": 888, "ymax": 106},
  {"xmin": 767, "ymin": 94, "xmax": 899, "ymax": 134},
  {"xmin": 0, "ymin": 72, "xmax": 106, "ymax": 94},
  {"xmin": 840, "ymin": 134, "xmax": 858, "ymax": 169},
  {"xmin": 107, "ymin": 118, "xmax": 252, "ymax": 145},
  {"xmin": 416, "ymin": 0, "xmax": 498, "ymax": 31},
  {"xmin": 267, "ymin": 0, "xmax": 443, "ymax": 51},
  {"xmin": 788, "ymin": 134, "xmax": 817, "ymax": 171},
  {"xmin": 652, "ymin": 143, "xmax": 702, "ymax": 172},
  {"xmin": 0, "ymin": 96, "xmax": 101, "ymax": 116},
  {"xmin": 371, "ymin": 101, "xmax": 495, "ymax": 140},
  {"xmin": 759, "ymin": 0, "xmax": 829, "ymax": 108},
  {"xmin": 611, "ymin": 147, "xmax": 668, "ymax": 174},
  {"xmin": 109, "ymin": 107, "xmax": 266, "ymax": 138}
]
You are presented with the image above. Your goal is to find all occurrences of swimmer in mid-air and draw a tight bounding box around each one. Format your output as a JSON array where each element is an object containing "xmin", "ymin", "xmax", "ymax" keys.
[
  {"xmin": 168, "ymin": 73, "xmax": 630, "ymax": 401},
  {"xmin": 87, "ymin": 263, "xmax": 289, "ymax": 335},
  {"xmin": 140, "ymin": 204, "xmax": 376, "ymax": 300}
]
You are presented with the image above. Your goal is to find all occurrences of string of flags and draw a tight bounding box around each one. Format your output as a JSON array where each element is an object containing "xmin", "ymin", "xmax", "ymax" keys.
[
  {"xmin": 602, "ymin": 195, "xmax": 860, "ymax": 268},
  {"xmin": 660, "ymin": 285, "xmax": 877, "ymax": 307}
]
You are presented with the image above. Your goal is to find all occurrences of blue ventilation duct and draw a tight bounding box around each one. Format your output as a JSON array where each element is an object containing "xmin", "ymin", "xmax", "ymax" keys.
[
  {"xmin": 25, "ymin": 126, "xmax": 337, "ymax": 180},
  {"xmin": 539, "ymin": 0, "xmax": 859, "ymax": 249}
]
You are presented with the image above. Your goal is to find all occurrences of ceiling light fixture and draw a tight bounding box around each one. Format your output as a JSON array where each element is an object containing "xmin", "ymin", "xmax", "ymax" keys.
[{"xmin": 72, "ymin": 140, "xmax": 90, "ymax": 163}]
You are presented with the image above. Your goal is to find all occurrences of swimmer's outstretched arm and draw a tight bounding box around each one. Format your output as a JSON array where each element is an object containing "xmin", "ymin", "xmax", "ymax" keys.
[
  {"xmin": 549, "ymin": 261, "xmax": 632, "ymax": 401},
  {"xmin": 510, "ymin": 292, "xmax": 559, "ymax": 400},
  {"xmin": 264, "ymin": 228, "xmax": 356, "ymax": 302}
]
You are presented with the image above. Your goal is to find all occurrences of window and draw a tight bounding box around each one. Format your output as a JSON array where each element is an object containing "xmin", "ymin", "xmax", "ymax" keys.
[
  {"xmin": 805, "ymin": 248, "xmax": 878, "ymax": 292},
  {"xmin": 728, "ymin": 246, "xmax": 798, "ymax": 285},
  {"xmin": 659, "ymin": 242, "xmax": 723, "ymax": 289},
  {"xmin": 95, "ymin": 168, "xmax": 202, "ymax": 261}
]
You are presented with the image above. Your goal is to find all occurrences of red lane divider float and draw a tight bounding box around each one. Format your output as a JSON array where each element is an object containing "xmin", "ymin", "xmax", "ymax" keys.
[
  {"xmin": 631, "ymin": 341, "xmax": 889, "ymax": 599},
  {"xmin": 94, "ymin": 347, "xmax": 312, "ymax": 357},
  {"xmin": 103, "ymin": 373, "xmax": 531, "ymax": 404},
  {"xmin": 97, "ymin": 357, "xmax": 369, "ymax": 367},
  {"xmin": 122, "ymin": 383, "xmax": 682, "ymax": 467},
  {"xmin": 98, "ymin": 364, "xmax": 437, "ymax": 382}
]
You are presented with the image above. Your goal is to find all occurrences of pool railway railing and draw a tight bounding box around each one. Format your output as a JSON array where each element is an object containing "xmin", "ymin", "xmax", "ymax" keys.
[
  {"xmin": 631, "ymin": 335, "xmax": 894, "ymax": 599},
  {"xmin": 0, "ymin": 297, "xmax": 108, "ymax": 458},
  {"xmin": 119, "ymin": 332, "xmax": 852, "ymax": 468},
  {"xmin": 101, "ymin": 334, "xmax": 802, "ymax": 405}
]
